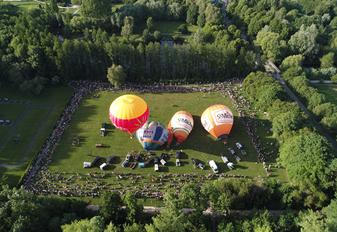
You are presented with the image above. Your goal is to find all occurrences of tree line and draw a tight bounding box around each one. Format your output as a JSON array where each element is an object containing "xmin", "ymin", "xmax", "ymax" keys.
[
  {"xmin": 0, "ymin": 0, "xmax": 255, "ymax": 94},
  {"xmin": 1, "ymin": 178, "xmax": 337, "ymax": 232},
  {"xmin": 227, "ymin": 0, "xmax": 337, "ymax": 73},
  {"xmin": 241, "ymin": 71, "xmax": 336, "ymax": 209}
]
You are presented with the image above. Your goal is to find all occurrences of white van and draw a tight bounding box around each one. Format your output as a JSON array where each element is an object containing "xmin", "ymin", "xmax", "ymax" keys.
[
  {"xmin": 221, "ymin": 155, "xmax": 228, "ymax": 164},
  {"xmin": 208, "ymin": 160, "xmax": 219, "ymax": 174},
  {"xmin": 154, "ymin": 163, "xmax": 159, "ymax": 172},
  {"xmin": 227, "ymin": 162, "xmax": 235, "ymax": 170}
]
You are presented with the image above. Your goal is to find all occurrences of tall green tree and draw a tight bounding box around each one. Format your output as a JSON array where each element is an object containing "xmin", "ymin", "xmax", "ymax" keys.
[
  {"xmin": 255, "ymin": 28, "xmax": 286, "ymax": 61},
  {"xmin": 186, "ymin": 4, "xmax": 198, "ymax": 25},
  {"xmin": 107, "ymin": 64, "xmax": 126, "ymax": 87},
  {"xmin": 320, "ymin": 52, "xmax": 335, "ymax": 68},
  {"xmin": 288, "ymin": 24, "xmax": 319, "ymax": 58},
  {"xmin": 81, "ymin": 0, "xmax": 111, "ymax": 18},
  {"xmin": 100, "ymin": 192, "xmax": 125, "ymax": 224},
  {"xmin": 146, "ymin": 17, "xmax": 153, "ymax": 32},
  {"xmin": 123, "ymin": 192, "xmax": 143, "ymax": 224},
  {"xmin": 297, "ymin": 210, "xmax": 326, "ymax": 232},
  {"xmin": 279, "ymin": 131, "xmax": 333, "ymax": 190},
  {"xmin": 121, "ymin": 16, "xmax": 134, "ymax": 37},
  {"xmin": 62, "ymin": 216, "xmax": 105, "ymax": 232}
]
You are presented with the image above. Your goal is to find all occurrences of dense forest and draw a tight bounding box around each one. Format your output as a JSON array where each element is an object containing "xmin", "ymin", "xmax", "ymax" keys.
[
  {"xmin": 1, "ymin": 179, "xmax": 337, "ymax": 232},
  {"xmin": 0, "ymin": 0, "xmax": 336, "ymax": 231}
]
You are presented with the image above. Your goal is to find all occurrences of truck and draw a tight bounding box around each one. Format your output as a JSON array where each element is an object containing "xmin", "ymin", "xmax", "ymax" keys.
[
  {"xmin": 208, "ymin": 160, "xmax": 219, "ymax": 174},
  {"xmin": 221, "ymin": 154, "xmax": 229, "ymax": 164}
]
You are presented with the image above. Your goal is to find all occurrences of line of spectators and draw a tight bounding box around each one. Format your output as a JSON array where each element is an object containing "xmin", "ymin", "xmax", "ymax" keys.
[{"xmin": 222, "ymin": 84, "xmax": 267, "ymax": 162}]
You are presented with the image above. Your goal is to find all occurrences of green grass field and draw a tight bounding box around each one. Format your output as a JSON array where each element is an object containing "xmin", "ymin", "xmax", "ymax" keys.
[
  {"xmin": 315, "ymin": 84, "xmax": 337, "ymax": 104},
  {"xmin": 0, "ymin": 86, "xmax": 72, "ymax": 186},
  {"xmin": 50, "ymin": 91, "xmax": 263, "ymax": 175},
  {"xmin": 40, "ymin": 90, "xmax": 286, "ymax": 201},
  {"xmin": 1, "ymin": 0, "xmax": 39, "ymax": 10},
  {"xmin": 131, "ymin": 20, "xmax": 197, "ymax": 38},
  {"xmin": 153, "ymin": 21, "xmax": 198, "ymax": 37}
]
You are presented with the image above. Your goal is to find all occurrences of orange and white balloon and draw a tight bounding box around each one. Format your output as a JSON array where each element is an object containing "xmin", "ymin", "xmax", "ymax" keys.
[
  {"xmin": 201, "ymin": 105, "xmax": 234, "ymax": 141},
  {"xmin": 167, "ymin": 111, "xmax": 194, "ymax": 145}
]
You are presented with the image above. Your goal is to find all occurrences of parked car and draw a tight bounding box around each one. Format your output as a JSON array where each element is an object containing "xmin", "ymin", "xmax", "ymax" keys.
[
  {"xmin": 197, "ymin": 162, "xmax": 205, "ymax": 170},
  {"xmin": 176, "ymin": 150, "xmax": 184, "ymax": 159},
  {"xmin": 100, "ymin": 163, "xmax": 108, "ymax": 170},
  {"xmin": 106, "ymin": 156, "xmax": 116, "ymax": 165},
  {"xmin": 154, "ymin": 163, "xmax": 159, "ymax": 172},
  {"xmin": 209, "ymin": 160, "xmax": 219, "ymax": 174},
  {"xmin": 126, "ymin": 153, "xmax": 132, "ymax": 161},
  {"xmin": 160, "ymin": 159, "xmax": 167, "ymax": 166},
  {"xmin": 130, "ymin": 162, "xmax": 137, "ymax": 169},
  {"xmin": 176, "ymin": 158, "xmax": 181, "ymax": 166},
  {"xmin": 191, "ymin": 158, "xmax": 197, "ymax": 168},
  {"xmin": 235, "ymin": 142, "xmax": 243, "ymax": 150},
  {"xmin": 144, "ymin": 158, "xmax": 154, "ymax": 167},
  {"xmin": 121, "ymin": 160, "xmax": 129, "ymax": 168},
  {"xmin": 134, "ymin": 154, "xmax": 142, "ymax": 161},
  {"xmin": 160, "ymin": 153, "xmax": 170, "ymax": 160},
  {"xmin": 228, "ymin": 148, "xmax": 235, "ymax": 155},
  {"xmin": 220, "ymin": 154, "xmax": 229, "ymax": 164},
  {"xmin": 227, "ymin": 162, "xmax": 235, "ymax": 170},
  {"xmin": 240, "ymin": 150, "xmax": 247, "ymax": 156}
]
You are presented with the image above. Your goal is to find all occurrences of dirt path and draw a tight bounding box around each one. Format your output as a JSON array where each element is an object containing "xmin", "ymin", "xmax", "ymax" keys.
[{"xmin": 267, "ymin": 61, "xmax": 337, "ymax": 150}]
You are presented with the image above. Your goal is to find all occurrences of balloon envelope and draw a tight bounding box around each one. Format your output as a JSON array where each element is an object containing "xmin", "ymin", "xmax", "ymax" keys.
[
  {"xmin": 201, "ymin": 105, "xmax": 234, "ymax": 140},
  {"xmin": 136, "ymin": 121, "xmax": 169, "ymax": 150},
  {"xmin": 168, "ymin": 111, "xmax": 194, "ymax": 144},
  {"xmin": 109, "ymin": 95, "xmax": 149, "ymax": 134}
]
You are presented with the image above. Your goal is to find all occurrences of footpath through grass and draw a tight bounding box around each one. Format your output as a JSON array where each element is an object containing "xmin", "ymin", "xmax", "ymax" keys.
[{"xmin": 0, "ymin": 86, "xmax": 72, "ymax": 186}]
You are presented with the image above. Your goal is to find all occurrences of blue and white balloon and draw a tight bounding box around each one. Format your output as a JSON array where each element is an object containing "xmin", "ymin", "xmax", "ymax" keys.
[{"xmin": 136, "ymin": 121, "xmax": 169, "ymax": 150}]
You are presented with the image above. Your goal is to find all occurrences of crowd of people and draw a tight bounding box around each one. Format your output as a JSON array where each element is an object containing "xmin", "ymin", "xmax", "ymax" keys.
[
  {"xmin": 222, "ymin": 84, "xmax": 269, "ymax": 163},
  {"xmin": 23, "ymin": 81, "xmax": 104, "ymax": 190},
  {"xmin": 24, "ymin": 80, "xmax": 271, "ymax": 197},
  {"xmin": 29, "ymin": 169, "xmax": 251, "ymax": 198}
]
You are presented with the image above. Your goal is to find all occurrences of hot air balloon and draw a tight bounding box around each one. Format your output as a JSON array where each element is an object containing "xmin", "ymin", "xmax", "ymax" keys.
[
  {"xmin": 136, "ymin": 121, "xmax": 169, "ymax": 150},
  {"xmin": 109, "ymin": 95, "xmax": 149, "ymax": 134},
  {"xmin": 201, "ymin": 105, "xmax": 234, "ymax": 142},
  {"xmin": 167, "ymin": 111, "xmax": 194, "ymax": 145}
]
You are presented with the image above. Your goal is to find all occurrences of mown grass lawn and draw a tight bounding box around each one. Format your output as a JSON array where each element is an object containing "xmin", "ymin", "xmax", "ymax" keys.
[
  {"xmin": 0, "ymin": 86, "xmax": 73, "ymax": 186},
  {"xmin": 46, "ymin": 90, "xmax": 286, "ymax": 199},
  {"xmin": 1, "ymin": 1, "xmax": 39, "ymax": 11},
  {"xmin": 314, "ymin": 84, "xmax": 337, "ymax": 104}
]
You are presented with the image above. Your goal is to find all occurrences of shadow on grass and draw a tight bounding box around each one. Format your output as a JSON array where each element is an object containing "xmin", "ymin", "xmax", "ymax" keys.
[
  {"xmin": 0, "ymin": 4, "xmax": 20, "ymax": 15},
  {"xmin": 50, "ymin": 92, "xmax": 279, "ymax": 171},
  {"xmin": 50, "ymin": 104, "xmax": 98, "ymax": 167},
  {"xmin": 178, "ymin": 115, "xmax": 278, "ymax": 163},
  {"xmin": 0, "ymin": 166, "xmax": 23, "ymax": 187}
]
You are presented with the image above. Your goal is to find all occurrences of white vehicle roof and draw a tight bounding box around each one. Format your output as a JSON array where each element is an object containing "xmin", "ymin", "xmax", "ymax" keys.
[
  {"xmin": 221, "ymin": 156, "xmax": 228, "ymax": 163},
  {"xmin": 227, "ymin": 162, "xmax": 234, "ymax": 167},
  {"xmin": 209, "ymin": 160, "xmax": 218, "ymax": 169}
]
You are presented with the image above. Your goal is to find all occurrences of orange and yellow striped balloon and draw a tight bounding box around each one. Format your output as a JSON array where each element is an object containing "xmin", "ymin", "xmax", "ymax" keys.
[
  {"xmin": 201, "ymin": 105, "xmax": 234, "ymax": 141},
  {"xmin": 109, "ymin": 95, "xmax": 149, "ymax": 134},
  {"xmin": 167, "ymin": 111, "xmax": 194, "ymax": 145}
]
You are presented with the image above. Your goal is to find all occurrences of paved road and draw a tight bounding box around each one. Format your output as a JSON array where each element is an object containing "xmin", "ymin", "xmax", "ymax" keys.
[
  {"xmin": 267, "ymin": 61, "xmax": 337, "ymax": 151},
  {"xmin": 87, "ymin": 205, "xmax": 296, "ymax": 217}
]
